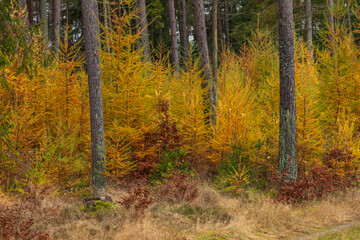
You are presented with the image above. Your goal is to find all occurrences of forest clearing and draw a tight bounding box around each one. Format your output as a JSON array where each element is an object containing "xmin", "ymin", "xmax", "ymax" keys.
[{"xmin": 1, "ymin": 0, "xmax": 360, "ymax": 239}]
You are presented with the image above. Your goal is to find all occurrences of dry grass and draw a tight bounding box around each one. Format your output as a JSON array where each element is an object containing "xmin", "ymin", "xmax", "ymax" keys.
[{"xmin": 2, "ymin": 185, "xmax": 360, "ymax": 240}]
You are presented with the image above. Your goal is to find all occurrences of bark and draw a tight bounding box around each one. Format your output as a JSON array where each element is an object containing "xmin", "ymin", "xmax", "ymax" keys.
[
  {"xmin": 224, "ymin": 0, "xmax": 230, "ymax": 47},
  {"xmin": 328, "ymin": 0, "xmax": 335, "ymax": 45},
  {"xmin": 217, "ymin": 5, "xmax": 224, "ymax": 52},
  {"xmin": 211, "ymin": 0, "xmax": 218, "ymax": 125},
  {"xmin": 168, "ymin": 0, "xmax": 179, "ymax": 72},
  {"xmin": 136, "ymin": 0, "xmax": 150, "ymax": 62},
  {"xmin": 179, "ymin": 0, "xmax": 188, "ymax": 65},
  {"xmin": 81, "ymin": 0, "xmax": 107, "ymax": 196},
  {"xmin": 53, "ymin": 0, "xmax": 61, "ymax": 56},
  {"xmin": 27, "ymin": 0, "xmax": 34, "ymax": 26},
  {"xmin": 305, "ymin": 0, "xmax": 313, "ymax": 60},
  {"xmin": 194, "ymin": 0, "xmax": 214, "ymax": 122},
  {"xmin": 347, "ymin": 0, "xmax": 352, "ymax": 33},
  {"xmin": 19, "ymin": 0, "xmax": 29, "ymax": 26},
  {"xmin": 278, "ymin": 0, "xmax": 297, "ymax": 181},
  {"xmin": 40, "ymin": 0, "xmax": 48, "ymax": 48}
]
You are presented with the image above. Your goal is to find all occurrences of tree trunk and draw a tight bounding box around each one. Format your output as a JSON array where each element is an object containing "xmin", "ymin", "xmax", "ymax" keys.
[
  {"xmin": 40, "ymin": 0, "xmax": 48, "ymax": 48},
  {"xmin": 27, "ymin": 0, "xmax": 34, "ymax": 26},
  {"xmin": 305, "ymin": 0, "xmax": 313, "ymax": 60},
  {"xmin": 19, "ymin": 0, "xmax": 29, "ymax": 26},
  {"xmin": 217, "ymin": 5, "xmax": 224, "ymax": 52},
  {"xmin": 53, "ymin": 0, "xmax": 61, "ymax": 56},
  {"xmin": 278, "ymin": 0, "xmax": 297, "ymax": 181},
  {"xmin": 81, "ymin": 0, "xmax": 107, "ymax": 196},
  {"xmin": 328, "ymin": 0, "xmax": 335, "ymax": 45},
  {"xmin": 211, "ymin": 0, "xmax": 218, "ymax": 125},
  {"xmin": 224, "ymin": 0, "xmax": 230, "ymax": 47},
  {"xmin": 194, "ymin": 0, "xmax": 214, "ymax": 122},
  {"xmin": 347, "ymin": 0, "xmax": 351, "ymax": 33},
  {"xmin": 168, "ymin": 0, "xmax": 179, "ymax": 72},
  {"xmin": 136, "ymin": 0, "xmax": 150, "ymax": 62},
  {"xmin": 179, "ymin": 0, "xmax": 188, "ymax": 65}
]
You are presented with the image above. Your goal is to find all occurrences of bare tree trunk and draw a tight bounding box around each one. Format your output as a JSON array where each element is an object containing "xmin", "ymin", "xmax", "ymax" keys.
[
  {"xmin": 224, "ymin": 0, "xmax": 230, "ymax": 47},
  {"xmin": 179, "ymin": 0, "xmax": 188, "ymax": 65},
  {"xmin": 136, "ymin": 0, "xmax": 150, "ymax": 61},
  {"xmin": 328, "ymin": 0, "xmax": 335, "ymax": 45},
  {"xmin": 27, "ymin": 0, "xmax": 34, "ymax": 26},
  {"xmin": 194, "ymin": 0, "xmax": 214, "ymax": 122},
  {"xmin": 53, "ymin": 0, "xmax": 61, "ymax": 56},
  {"xmin": 19, "ymin": 0, "xmax": 29, "ymax": 26},
  {"xmin": 278, "ymin": 0, "xmax": 297, "ymax": 181},
  {"xmin": 347, "ymin": 0, "xmax": 352, "ymax": 33},
  {"xmin": 211, "ymin": 0, "xmax": 218, "ymax": 125},
  {"xmin": 217, "ymin": 5, "xmax": 224, "ymax": 52},
  {"xmin": 305, "ymin": 0, "xmax": 313, "ymax": 60},
  {"xmin": 40, "ymin": 0, "xmax": 48, "ymax": 48},
  {"xmin": 81, "ymin": 0, "xmax": 107, "ymax": 196},
  {"xmin": 168, "ymin": 0, "xmax": 179, "ymax": 72}
]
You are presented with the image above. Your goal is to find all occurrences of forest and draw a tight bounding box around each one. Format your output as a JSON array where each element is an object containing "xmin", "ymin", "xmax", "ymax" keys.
[{"xmin": 1, "ymin": 0, "xmax": 360, "ymax": 239}]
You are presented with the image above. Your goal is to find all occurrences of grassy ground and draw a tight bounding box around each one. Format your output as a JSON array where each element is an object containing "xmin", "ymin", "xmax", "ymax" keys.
[
  {"xmin": 317, "ymin": 225, "xmax": 360, "ymax": 240},
  {"xmin": 1, "ymin": 185, "xmax": 360, "ymax": 240}
]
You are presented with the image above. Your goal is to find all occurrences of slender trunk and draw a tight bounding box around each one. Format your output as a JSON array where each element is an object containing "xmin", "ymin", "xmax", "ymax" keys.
[
  {"xmin": 136, "ymin": 0, "xmax": 150, "ymax": 61},
  {"xmin": 328, "ymin": 0, "xmax": 335, "ymax": 45},
  {"xmin": 212, "ymin": 0, "xmax": 218, "ymax": 125},
  {"xmin": 224, "ymin": 0, "xmax": 230, "ymax": 47},
  {"xmin": 194, "ymin": 0, "xmax": 214, "ymax": 121},
  {"xmin": 19, "ymin": 0, "xmax": 29, "ymax": 26},
  {"xmin": 40, "ymin": 0, "xmax": 48, "ymax": 48},
  {"xmin": 305, "ymin": 0, "xmax": 313, "ymax": 60},
  {"xmin": 217, "ymin": 5, "xmax": 224, "ymax": 52},
  {"xmin": 27, "ymin": 0, "xmax": 34, "ymax": 26},
  {"xmin": 278, "ymin": 0, "xmax": 297, "ymax": 181},
  {"xmin": 81, "ymin": 0, "xmax": 107, "ymax": 196},
  {"xmin": 53, "ymin": 0, "xmax": 61, "ymax": 56},
  {"xmin": 168, "ymin": 0, "xmax": 179, "ymax": 72},
  {"xmin": 347, "ymin": 0, "xmax": 351, "ymax": 33},
  {"xmin": 179, "ymin": 0, "xmax": 188, "ymax": 65}
]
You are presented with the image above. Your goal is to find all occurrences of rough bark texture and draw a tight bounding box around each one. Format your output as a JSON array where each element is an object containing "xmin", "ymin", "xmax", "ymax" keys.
[
  {"xmin": 136, "ymin": 0, "xmax": 150, "ymax": 62},
  {"xmin": 179, "ymin": 0, "xmax": 188, "ymax": 65},
  {"xmin": 278, "ymin": 0, "xmax": 297, "ymax": 181},
  {"xmin": 194, "ymin": 0, "xmax": 214, "ymax": 122},
  {"xmin": 27, "ymin": 0, "xmax": 34, "ymax": 26},
  {"xmin": 327, "ymin": 0, "xmax": 335, "ymax": 45},
  {"xmin": 305, "ymin": 0, "xmax": 313, "ymax": 60},
  {"xmin": 81, "ymin": 0, "xmax": 107, "ymax": 196},
  {"xmin": 40, "ymin": 0, "xmax": 48, "ymax": 47},
  {"xmin": 211, "ymin": 0, "xmax": 218, "ymax": 125},
  {"xmin": 168, "ymin": 0, "xmax": 179, "ymax": 72},
  {"xmin": 53, "ymin": 0, "xmax": 61, "ymax": 56},
  {"xmin": 224, "ymin": 0, "xmax": 230, "ymax": 47}
]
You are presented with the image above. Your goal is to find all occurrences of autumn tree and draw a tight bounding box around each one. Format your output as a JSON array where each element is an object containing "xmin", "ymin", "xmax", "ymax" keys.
[
  {"xmin": 168, "ymin": 0, "xmax": 179, "ymax": 72},
  {"xmin": 136, "ymin": 0, "xmax": 150, "ymax": 61},
  {"xmin": 53, "ymin": 0, "xmax": 61, "ymax": 56},
  {"xmin": 278, "ymin": 0, "xmax": 297, "ymax": 181},
  {"xmin": 81, "ymin": 0, "xmax": 107, "ymax": 196},
  {"xmin": 305, "ymin": 0, "xmax": 313, "ymax": 60}
]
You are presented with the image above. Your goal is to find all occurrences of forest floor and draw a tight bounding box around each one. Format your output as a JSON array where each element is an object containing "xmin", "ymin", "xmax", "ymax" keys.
[{"xmin": 1, "ymin": 184, "xmax": 360, "ymax": 240}]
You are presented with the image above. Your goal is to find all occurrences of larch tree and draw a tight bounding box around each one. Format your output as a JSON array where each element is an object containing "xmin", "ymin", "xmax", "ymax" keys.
[
  {"xmin": 40, "ymin": 0, "xmax": 48, "ymax": 47},
  {"xmin": 53, "ymin": 0, "xmax": 61, "ymax": 56},
  {"xmin": 27, "ymin": 0, "xmax": 34, "ymax": 26},
  {"xmin": 224, "ymin": 0, "xmax": 230, "ymax": 47},
  {"xmin": 305, "ymin": 0, "xmax": 313, "ymax": 60},
  {"xmin": 194, "ymin": 0, "xmax": 214, "ymax": 122},
  {"xmin": 81, "ymin": 0, "xmax": 107, "ymax": 196},
  {"xmin": 328, "ymin": 0, "xmax": 335, "ymax": 45},
  {"xmin": 136, "ymin": 0, "xmax": 150, "ymax": 62},
  {"xmin": 19, "ymin": 0, "xmax": 29, "ymax": 26},
  {"xmin": 212, "ymin": 0, "xmax": 218, "ymax": 124},
  {"xmin": 168, "ymin": 0, "xmax": 179, "ymax": 72},
  {"xmin": 278, "ymin": 0, "xmax": 297, "ymax": 181}
]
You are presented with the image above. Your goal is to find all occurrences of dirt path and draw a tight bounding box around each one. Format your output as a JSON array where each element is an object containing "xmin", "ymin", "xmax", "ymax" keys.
[{"xmin": 292, "ymin": 220, "xmax": 360, "ymax": 240}]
